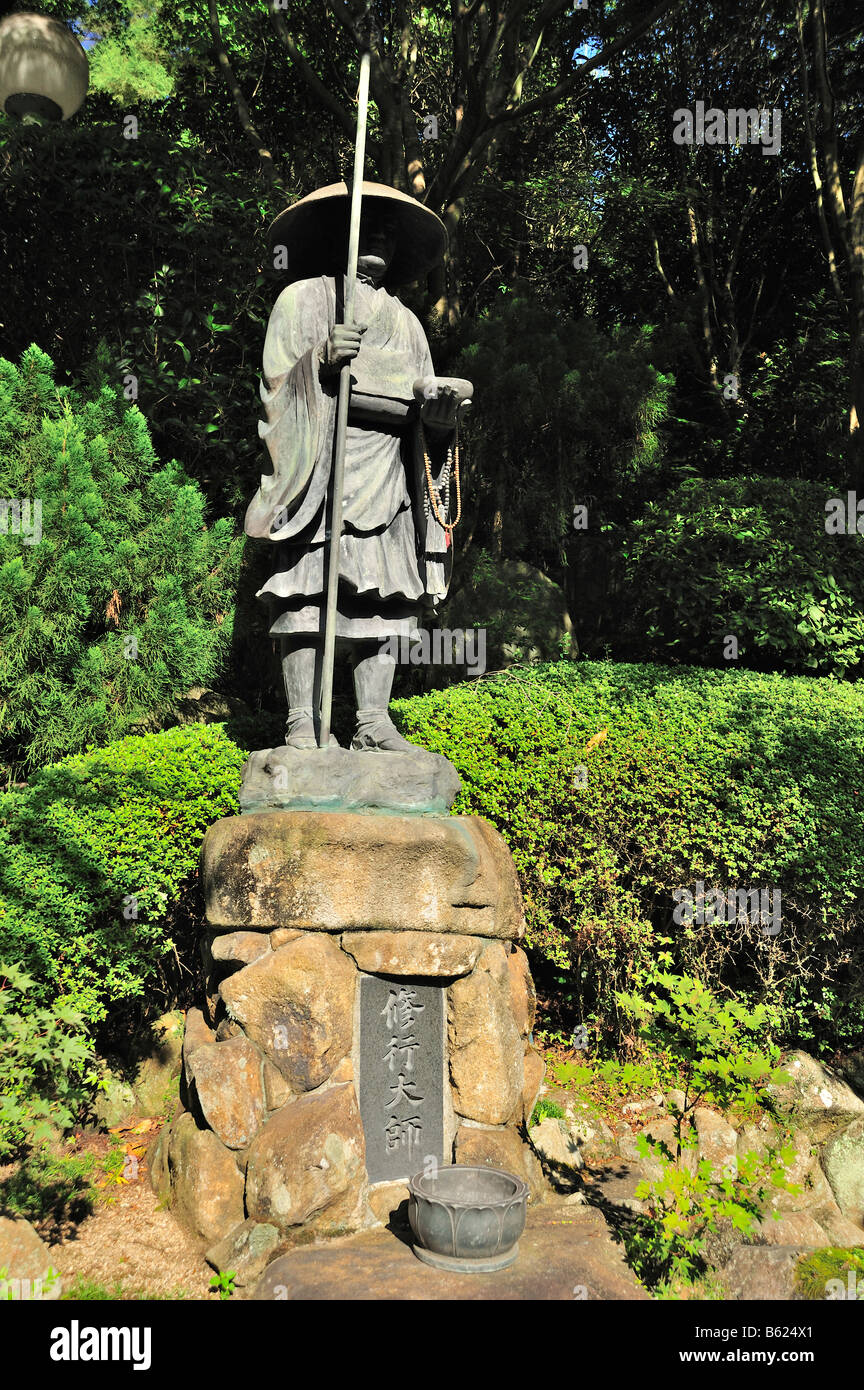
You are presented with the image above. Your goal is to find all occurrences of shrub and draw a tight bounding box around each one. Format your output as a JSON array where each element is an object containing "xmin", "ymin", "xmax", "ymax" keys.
[
  {"xmin": 455, "ymin": 289, "xmax": 671, "ymax": 556},
  {"xmin": 618, "ymin": 476, "xmax": 864, "ymax": 677},
  {"xmin": 443, "ymin": 552, "xmax": 573, "ymax": 677},
  {"xmin": 392, "ymin": 659, "xmax": 864, "ymax": 1053},
  {"xmin": 0, "ymin": 964, "xmax": 94, "ymax": 1161},
  {"xmin": 5, "ymin": 656, "xmax": 864, "ymax": 1070},
  {"xmin": 0, "ymin": 345, "xmax": 244, "ymax": 777},
  {"xmin": 0, "ymin": 723, "xmax": 247, "ymax": 1037},
  {"xmin": 613, "ymin": 973, "xmax": 798, "ymax": 1290},
  {"xmin": 529, "ymin": 1097, "xmax": 567, "ymax": 1127}
]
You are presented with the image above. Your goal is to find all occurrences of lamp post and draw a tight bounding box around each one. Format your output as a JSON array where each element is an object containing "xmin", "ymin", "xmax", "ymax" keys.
[{"xmin": 0, "ymin": 12, "xmax": 88, "ymax": 126}]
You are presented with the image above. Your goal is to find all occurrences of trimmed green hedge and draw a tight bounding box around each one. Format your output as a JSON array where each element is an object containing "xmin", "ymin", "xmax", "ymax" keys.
[
  {"xmin": 394, "ymin": 660, "xmax": 864, "ymax": 1053},
  {"xmin": 2, "ymin": 660, "xmax": 862, "ymax": 1059},
  {"xmin": 0, "ymin": 724, "xmax": 246, "ymax": 1032}
]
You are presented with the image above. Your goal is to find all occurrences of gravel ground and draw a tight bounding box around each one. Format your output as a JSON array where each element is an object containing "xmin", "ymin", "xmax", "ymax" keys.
[{"xmin": 49, "ymin": 1174, "xmax": 214, "ymax": 1301}]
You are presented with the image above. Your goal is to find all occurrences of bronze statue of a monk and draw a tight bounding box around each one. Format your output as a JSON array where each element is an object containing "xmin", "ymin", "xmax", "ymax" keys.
[{"xmin": 245, "ymin": 181, "xmax": 469, "ymax": 751}]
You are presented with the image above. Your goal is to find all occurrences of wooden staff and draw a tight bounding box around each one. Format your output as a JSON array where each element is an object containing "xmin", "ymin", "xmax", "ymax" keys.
[{"xmin": 318, "ymin": 49, "xmax": 371, "ymax": 748}]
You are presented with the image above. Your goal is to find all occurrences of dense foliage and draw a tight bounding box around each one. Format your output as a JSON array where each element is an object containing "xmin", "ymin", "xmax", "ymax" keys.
[
  {"xmin": 0, "ymin": 964, "xmax": 93, "ymax": 1161},
  {"xmin": 0, "ymin": 121, "xmax": 280, "ymax": 519},
  {"xmin": 453, "ymin": 289, "xmax": 672, "ymax": 557},
  {"xmin": 2, "ymin": 660, "xmax": 859, "ymax": 1065},
  {"xmin": 0, "ymin": 724, "xmax": 246, "ymax": 1034},
  {"xmin": 614, "ymin": 975, "xmax": 796, "ymax": 1288},
  {"xmin": 0, "ymin": 347, "xmax": 243, "ymax": 777},
  {"xmin": 393, "ymin": 660, "xmax": 864, "ymax": 1054},
  {"xmin": 4, "ymin": 0, "xmax": 862, "ymax": 667},
  {"xmin": 617, "ymin": 477, "xmax": 864, "ymax": 677}
]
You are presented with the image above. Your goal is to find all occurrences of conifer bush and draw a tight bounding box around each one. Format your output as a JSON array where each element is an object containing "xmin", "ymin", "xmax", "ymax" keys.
[{"xmin": 0, "ymin": 345, "xmax": 244, "ymax": 777}]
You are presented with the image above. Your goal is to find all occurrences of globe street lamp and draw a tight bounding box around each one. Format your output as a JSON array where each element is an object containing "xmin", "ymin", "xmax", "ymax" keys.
[{"xmin": 0, "ymin": 12, "xmax": 88, "ymax": 126}]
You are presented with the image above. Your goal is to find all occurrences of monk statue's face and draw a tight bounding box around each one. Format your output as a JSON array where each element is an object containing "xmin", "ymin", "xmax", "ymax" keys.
[{"xmin": 356, "ymin": 206, "xmax": 398, "ymax": 284}]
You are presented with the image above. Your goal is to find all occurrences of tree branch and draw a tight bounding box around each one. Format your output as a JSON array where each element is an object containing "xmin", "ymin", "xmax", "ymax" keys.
[
  {"xmin": 486, "ymin": 0, "xmax": 683, "ymax": 130},
  {"xmin": 649, "ymin": 225, "xmax": 680, "ymax": 305},
  {"xmin": 811, "ymin": 0, "xmax": 849, "ymax": 237},
  {"xmin": 208, "ymin": 0, "xmax": 273, "ymax": 179},
  {"xmin": 796, "ymin": 0, "xmax": 847, "ymax": 308},
  {"xmin": 268, "ymin": 2, "xmax": 362, "ymax": 149}
]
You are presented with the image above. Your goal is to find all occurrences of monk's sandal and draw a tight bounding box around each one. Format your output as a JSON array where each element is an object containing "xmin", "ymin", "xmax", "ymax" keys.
[
  {"xmin": 285, "ymin": 708, "xmax": 340, "ymax": 750},
  {"xmin": 351, "ymin": 710, "xmax": 415, "ymax": 753}
]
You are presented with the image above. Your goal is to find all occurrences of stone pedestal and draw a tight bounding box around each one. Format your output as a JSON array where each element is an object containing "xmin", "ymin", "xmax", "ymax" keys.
[{"xmin": 151, "ymin": 803, "xmax": 546, "ymax": 1286}]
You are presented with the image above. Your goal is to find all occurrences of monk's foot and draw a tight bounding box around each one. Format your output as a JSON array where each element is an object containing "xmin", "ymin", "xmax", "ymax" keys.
[
  {"xmin": 284, "ymin": 711, "xmax": 340, "ymax": 750},
  {"xmin": 351, "ymin": 712, "xmax": 415, "ymax": 753}
]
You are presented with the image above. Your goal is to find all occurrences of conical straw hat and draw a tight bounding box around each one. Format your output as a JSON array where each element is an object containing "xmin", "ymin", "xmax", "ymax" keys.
[{"xmin": 267, "ymin": 180, "xmax": 447, "ymax": 286}]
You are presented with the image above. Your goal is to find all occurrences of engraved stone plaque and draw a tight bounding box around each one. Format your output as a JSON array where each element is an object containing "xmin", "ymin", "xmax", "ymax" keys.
[{"xmin": 358, "ymin": 974, "xmax": 445, "ymax": 1184}]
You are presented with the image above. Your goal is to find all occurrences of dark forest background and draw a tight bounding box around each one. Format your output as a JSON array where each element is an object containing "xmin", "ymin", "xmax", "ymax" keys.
[{"xmin": 2, "ymin": 0, "xmax": 862, "ymax": 732}]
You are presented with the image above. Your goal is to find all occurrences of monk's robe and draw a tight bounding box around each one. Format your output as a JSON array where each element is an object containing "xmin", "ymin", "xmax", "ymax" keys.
[{"xmin": 245, "ymin": 274, "xmax": 454, "ymax": 640}]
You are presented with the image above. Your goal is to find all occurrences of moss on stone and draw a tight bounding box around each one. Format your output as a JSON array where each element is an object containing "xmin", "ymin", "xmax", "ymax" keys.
[{"xmin": 794, "ymin": 1246, "xmax": 864, "ymax": 1300}]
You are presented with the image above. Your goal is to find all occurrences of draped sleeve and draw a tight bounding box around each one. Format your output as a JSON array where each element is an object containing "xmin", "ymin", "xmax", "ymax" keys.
[{"xmin": 244, "ymin": 276, "xmax": 338, "ymax": 541}]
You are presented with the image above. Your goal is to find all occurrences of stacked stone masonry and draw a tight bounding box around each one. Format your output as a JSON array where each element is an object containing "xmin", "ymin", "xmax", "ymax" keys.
[{"xmin": 151, "ymin": 810, "xmax": 547, "ymax": 1285}]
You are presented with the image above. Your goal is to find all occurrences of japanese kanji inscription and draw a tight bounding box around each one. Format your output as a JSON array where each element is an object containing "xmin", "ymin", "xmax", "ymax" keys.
[{"xmin": 358, "ymin": 974, "xmax": 445, "ymax": 1184}]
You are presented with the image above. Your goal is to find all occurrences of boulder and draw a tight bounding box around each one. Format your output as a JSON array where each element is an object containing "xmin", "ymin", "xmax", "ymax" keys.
[
  {"xmin": 507, "ymin": 947, "xmax": 536, "ymax": 1037},
  {"xmin": 245, "ymin": 1084, "xmax": 366, "ymax": 1234},
  {"xmin": 822, "ymin": 1118, "xmax": 864, "ymax": 1224},
  {"xmin": 750, "ymin": 1209, "xmax": 836, "ymax": 1248},
  {"xmin": 454, "ymin": 1124, "xmax": 546, "ymax": 1202},
  {"xmin": 92, "ymin": 1066, "xmax": 137, "ymax": 1130},
  {"xmin": 694, "ymin": 1107, "xmax": 738, "ymax": 1180},
  {"xmin": 0, "ymin": 1217, "xmax": 62, "ymax": 1300},
  {"xmin": 834, "ymin": 1047, "xmax": 864, "ymax": 1098},
  {"xmin": 722, "ymin": 1245, "xmax": 812, "ymax": 1301},
  {"xmin": 448, "ymin": 942, "xmax": 524, "ymax": 1125},
  {"xmin": 239, "ymin": 744, "xmax": 461, "ymax": 816},
  {"xmin": 529, "ymin": 1117, "xmax": 582, "ymax": 1188},
  {"xmin": 633, "ymin": 1117, "xmax": 697, "ymax": 1182},
  {"xmin": 133, "ymin": 1010, "xmax": 184, "ymax": 1117},
  {"xmin": 206, "ymin": 1219, "xmax": 281, "ymax": 1287},
  {"xmin": 521, "ymin": 1047, "xmax": 546, "ymax": 1127},
  {"xmin": 261, "ymin": 1057, "xmax": 292, "ymax": 1111},
  {"xmin": 563, "ymin": 1105, "xmax": 617, "ymax": 1165},
  {"xmin": 187, "ymin": 1036, "xmax": 268, "ymax": 1150},
  {"xmin": 736, "ymin": 1124, "xmax": 832, "ymax": 1213},
  {"xmin": 210, "ymin": 931, "xmax": 271, "ymax": 970},
  {"xmin": 147, "ymin": 1122, "xmax": 171, "ymax": 1201},
  {"xmin": 341, "ymin": 930, "xmax": 482, "ymax": 978},
  {"xmin": 766, "ymin": 1050, "xmax": 864, "ymax": 1142},
  {"xmin": 366, "ymin": 1182, "xmax": 410, "ymax": 1228},
  {"xmin": 167, "ymin": 1112, "xmax": 245, "ymax": 1243},
  {"xmin": 182, "ymin": 1007, "xmax": 215, "ymax": 1085},
  {"xmin": 270, "ymin": 928, "xmax": 304, "ymax": 948},
  {"xmin": 201, "ymin": 810, "xmax": 525, "ymax": 940},
  {"xmin": 171, "ymin": 685, "xmax": 251, "ymax": 726},
  {"xmin": 251, "ymin": 1205, "xmax": 649, "ymax": 1303},
  {"xmin": 808, "ymin": 1197, "xmax": 864, "ymax": 1248},
  {"xmin": 220, "ymin": 934, "xmax": 355, "ymax": 1091},
  {"xmin": 199, "ymin": 938, "xmax": 221, "ymax": 1028}
]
